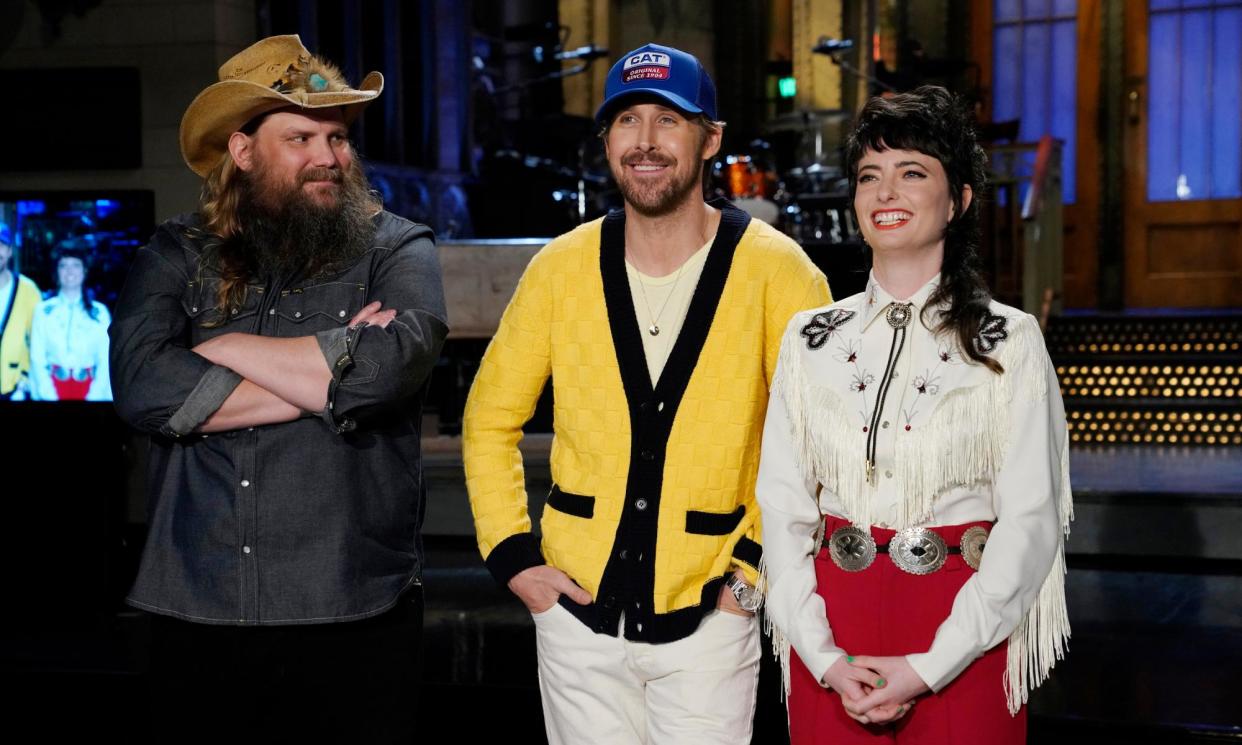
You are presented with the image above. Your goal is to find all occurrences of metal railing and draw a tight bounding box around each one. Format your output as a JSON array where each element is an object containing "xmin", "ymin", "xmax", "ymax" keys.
[{"xmin": 984, "ymin": 137, "xmax": 1064, "ymax": 326}]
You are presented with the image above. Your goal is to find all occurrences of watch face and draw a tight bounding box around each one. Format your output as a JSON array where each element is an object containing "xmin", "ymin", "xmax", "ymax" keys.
[{"xmin": 735, "ymin": 583, "xmax": 761, "ymax": 612}]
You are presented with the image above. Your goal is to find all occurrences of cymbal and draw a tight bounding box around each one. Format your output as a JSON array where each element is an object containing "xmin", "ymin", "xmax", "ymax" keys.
[{"xmin": 762, "ymin": 109, "xmax": 853, "ymax": 133}]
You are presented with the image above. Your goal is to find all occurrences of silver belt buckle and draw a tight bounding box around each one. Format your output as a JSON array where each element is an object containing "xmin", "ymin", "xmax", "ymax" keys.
[
  {"xmin": 890, "ymin": 527, "xmax": 948, "ymax": 575},
  {"xmin": 828, "ymin": 526, "xmax": 877, "ymax": 572},
  {"xmin": 960, "ymin": 526, "xmax": 989, "ymax": 571}
]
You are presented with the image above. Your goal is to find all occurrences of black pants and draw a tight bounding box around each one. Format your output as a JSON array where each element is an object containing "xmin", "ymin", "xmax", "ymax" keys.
[{"xmin": 148, "ymin": 587, "xmax": 423, "ymax": 745}]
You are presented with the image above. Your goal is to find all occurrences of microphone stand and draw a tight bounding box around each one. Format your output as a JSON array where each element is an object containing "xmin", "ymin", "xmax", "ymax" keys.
[{"xmin": 820, "ymin": 48, "xmax": 896, "ymax": 94}]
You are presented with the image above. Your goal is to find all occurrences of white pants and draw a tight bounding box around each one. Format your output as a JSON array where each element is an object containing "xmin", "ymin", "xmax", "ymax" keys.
[{"xmin": 532, "ymin": 603, "xmax": 761, "ymax": 745}]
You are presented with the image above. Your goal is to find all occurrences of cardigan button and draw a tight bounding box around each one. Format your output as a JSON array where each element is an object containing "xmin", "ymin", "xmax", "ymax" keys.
[
  {"xmin": 618, "ymin": 549, "xmax": 629, "ymax": 560},
  {"xmin": 640, "ymin": 450, "xmax": 655, "ymax": 461},
  {"xmin": 634, "ymin": 498, "xmax": 648, "ymax": 511},
  {"xmin": 603, "ymin": 596, "xmax": 617, "ymax": 609}
]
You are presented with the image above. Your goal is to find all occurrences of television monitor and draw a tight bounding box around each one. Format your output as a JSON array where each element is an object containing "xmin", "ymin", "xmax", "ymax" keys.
[
  {"xmin": 0, "ymin": 68, "xmax": 142, "ymax": 170},
  {"xmin": 0, "ymin": 190, "xmax": 154, "ymax": 402}
]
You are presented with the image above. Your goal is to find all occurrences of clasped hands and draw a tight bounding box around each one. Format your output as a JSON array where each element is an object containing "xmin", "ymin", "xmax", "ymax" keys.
[{"xmin": 822, "ymin": 654, "xmax": 929, "ymax": 726}]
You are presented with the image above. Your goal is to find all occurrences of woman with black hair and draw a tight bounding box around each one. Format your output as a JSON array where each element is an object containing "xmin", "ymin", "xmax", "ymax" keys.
[
  {"xmin": 756, "ymin": 86, "xmax": 1072, "ymax": 743},
  {"xmin": 29, "ymin": 244, "xmax": 112, "ymax": 400}
]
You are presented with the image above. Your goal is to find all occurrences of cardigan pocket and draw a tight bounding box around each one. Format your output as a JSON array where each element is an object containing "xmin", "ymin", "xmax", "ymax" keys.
[
  {"xmin": 546, "ymin": 485, "xmax": 595, "ymax": 519},
  {"xmin": 685, "ymin": 505, "xmax": 745, "ymax": 535}
]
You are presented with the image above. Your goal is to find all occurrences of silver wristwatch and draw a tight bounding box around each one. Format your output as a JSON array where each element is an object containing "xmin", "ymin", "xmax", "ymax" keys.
[{"xmin": 725, "ymin": 574, "xmax": 763, "ymax": 612}]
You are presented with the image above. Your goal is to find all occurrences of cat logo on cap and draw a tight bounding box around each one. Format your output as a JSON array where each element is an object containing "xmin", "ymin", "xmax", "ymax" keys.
[{"xmin": 622, "ymin": 51, "xmax": 671, "ymax": 83}]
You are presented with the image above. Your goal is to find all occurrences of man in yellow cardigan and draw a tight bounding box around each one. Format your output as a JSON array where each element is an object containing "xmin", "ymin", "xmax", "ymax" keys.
[
  {"xmin": 464, "ymin": 43, "xmax": 831, "ymax": 744},
  {"xmin": 0, "ymin": 223, "xmax": 42, "ymax": 400}
]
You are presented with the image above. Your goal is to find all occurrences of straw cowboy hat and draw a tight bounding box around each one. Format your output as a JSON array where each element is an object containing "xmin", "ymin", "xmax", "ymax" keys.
[{"xmin": 180, "ymin": 34, "xmax": 383, "ymax": 177}]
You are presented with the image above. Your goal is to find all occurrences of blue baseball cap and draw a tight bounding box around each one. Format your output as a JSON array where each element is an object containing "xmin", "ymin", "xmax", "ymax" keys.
[{"xmin": 595, "ymin": 43, "xmax": 717, "ymax": 125}]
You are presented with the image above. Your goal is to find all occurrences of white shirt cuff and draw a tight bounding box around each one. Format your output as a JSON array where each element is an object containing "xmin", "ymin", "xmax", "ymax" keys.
[{"xmin": 906, "ymin": 623, "xmax": 980, "ymax": 692}]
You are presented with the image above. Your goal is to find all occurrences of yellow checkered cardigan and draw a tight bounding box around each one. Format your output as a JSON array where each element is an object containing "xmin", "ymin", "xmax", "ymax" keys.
[{"xmin": 464, "ymin": 204, "xmax": 830, "ymax": 642}]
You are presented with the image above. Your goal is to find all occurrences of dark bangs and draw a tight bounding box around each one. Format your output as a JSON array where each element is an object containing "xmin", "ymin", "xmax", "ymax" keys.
[{"xmin": 843, "ymin": 85, "xmax": 986, "ymax": 214}]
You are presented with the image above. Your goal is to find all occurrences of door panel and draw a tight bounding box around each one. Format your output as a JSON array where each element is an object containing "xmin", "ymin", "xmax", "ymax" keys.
[{"xmin": 1123, "ymin": 0, "xmax": 1242, "ymax": 307}]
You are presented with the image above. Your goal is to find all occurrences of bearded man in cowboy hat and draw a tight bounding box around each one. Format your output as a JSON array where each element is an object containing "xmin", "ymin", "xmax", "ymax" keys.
[{"xmin": 109, "ymin": 35, "xmax": 447, "ymax": 742}]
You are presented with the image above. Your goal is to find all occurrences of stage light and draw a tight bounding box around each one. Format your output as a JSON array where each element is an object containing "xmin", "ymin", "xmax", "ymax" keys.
[{"xmin": 778, "ymin": 77, "xmax": 797, "ymax": 98}]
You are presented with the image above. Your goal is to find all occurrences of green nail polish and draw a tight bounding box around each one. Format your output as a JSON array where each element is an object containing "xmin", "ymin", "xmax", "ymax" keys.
[
  {"xmin": 876, "ymin": 677, "xmax": 886, "ymax": 687},
  {"xmin": 846, "ymin": 655, "xmax": 855, "ymax": 663}
]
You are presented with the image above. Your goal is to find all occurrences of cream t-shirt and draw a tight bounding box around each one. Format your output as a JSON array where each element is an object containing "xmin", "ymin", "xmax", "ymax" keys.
[{"xmin": 625, "ymin": 238, "xmax": 713, "ymax": 385}]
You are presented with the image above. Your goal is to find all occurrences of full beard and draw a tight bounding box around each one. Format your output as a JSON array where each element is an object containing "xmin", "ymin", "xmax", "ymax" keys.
[
  {"xmin": 234, "ymin": 160, "xmax": 378, "ymax": 279},
  {"xmin": 613, "ymin": 153, "xmax": 704, "ymax": 218}
]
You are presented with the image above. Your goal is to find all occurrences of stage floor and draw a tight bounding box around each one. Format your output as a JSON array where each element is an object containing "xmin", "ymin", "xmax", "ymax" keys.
[{"xmin": 3, "ymin": 441, "xmax": 1240, "ymax": 742}]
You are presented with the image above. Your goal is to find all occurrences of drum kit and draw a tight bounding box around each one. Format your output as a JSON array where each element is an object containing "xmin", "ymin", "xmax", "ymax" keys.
[
  {"xmin": 471, "ymin": 31, "xmax": 863, "ymax": 254},
  {"xmin": 712, "ymin": 108, "xmax": 859, "ymax": 250}
]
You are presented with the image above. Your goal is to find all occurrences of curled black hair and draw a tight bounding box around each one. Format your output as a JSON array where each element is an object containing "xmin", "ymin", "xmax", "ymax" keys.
[
  {"xmin": 53, "ymin": 240, "xmax": 100, "ymax": 320},
  {"xmin": 844, "ymin": 85, "xmax": 1000, "ymax": 373}
]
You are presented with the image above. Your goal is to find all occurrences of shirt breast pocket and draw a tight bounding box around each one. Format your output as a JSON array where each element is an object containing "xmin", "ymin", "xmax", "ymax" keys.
[
  {"xmin": 275, "ymin": 280, "xmax": 369, "ymax": 333},
  {"xmin": 182, "ymin": 278, "xmax": 264, "ymax": 340}
]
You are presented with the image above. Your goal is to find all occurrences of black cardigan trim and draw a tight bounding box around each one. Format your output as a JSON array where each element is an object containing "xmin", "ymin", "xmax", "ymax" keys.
[
  {"xmin": 560, "ymin": 572, "xmax": 732, "ymax": 644},
  {"xmin": 732, "ymin": 536, "xmax": 763, "ymax": 570},
  {"xmin": 599, "ymin": 199, "xmax": 750, "ymax": 404},
  {"xmin": 586, "ymin": 199, "xmax": 752, "ymax": 643},
  {"xmin": 0, "ymin": 270, "xmax": 19, "ymax": 342},
  {"xmin": 484, "ymin": 532, "xmax": 545, "ymax": 587}
]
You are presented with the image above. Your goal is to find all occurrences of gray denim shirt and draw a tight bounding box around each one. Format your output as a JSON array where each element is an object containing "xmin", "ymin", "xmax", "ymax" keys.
[{"xmin": 110, "ymin": 211, "xmax": 448, "ymax": 624}]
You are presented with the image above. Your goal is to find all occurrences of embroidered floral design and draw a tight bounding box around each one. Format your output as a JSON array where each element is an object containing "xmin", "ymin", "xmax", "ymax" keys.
[
  {"xmin": 800, "ymin": 309, "xmax": 856, "ymax": 350},
  {"xmin": 901, "ymin": 347, "xmax": 954, "ymax": 430},
  {"xmin": 833, "ymin": 339, "xmax": 860, "ymax": 364},
  {"xmin": 850, "ymin": 371, "xmax": 875, "ymax": 392},
  {"xmin": 913, "ymin": 372, "xmax": 941, "ymax": 396},
  {"xmin": 974, "ymin": 312, "xmax": 1009, "ymax": 353}
]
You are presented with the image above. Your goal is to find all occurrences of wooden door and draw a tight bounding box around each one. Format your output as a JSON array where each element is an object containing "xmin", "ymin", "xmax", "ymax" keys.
[{"xmin": 1123, "ymin": 1, "xmax": 1242, "ymax": 307}]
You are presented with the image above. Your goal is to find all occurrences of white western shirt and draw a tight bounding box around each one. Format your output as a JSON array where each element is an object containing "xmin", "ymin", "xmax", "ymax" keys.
[
  {"xmin": 756, "ymin": 273, "xmax": 1072, "ymax": 713},
  {"xmin": 29, "ymin": 293, "xmax": 113, "ymax": 401}
]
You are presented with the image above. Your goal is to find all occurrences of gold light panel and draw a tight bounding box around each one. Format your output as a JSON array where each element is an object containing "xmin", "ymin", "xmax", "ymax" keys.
[
  {"xmin": 1066, "ymin": 410, "xmax": 1242, "ymax": 446},
  {"xmin": 1049, "ymin": 317, "xmax": 1240, "ymax": 447},
  {"xmin": 1056, "ymin": 364, "xmax": 1241, "ymax": 399},
  {"xmin": 1047, "ymin": 320, "xmax": 1241, "ymax": 356}
]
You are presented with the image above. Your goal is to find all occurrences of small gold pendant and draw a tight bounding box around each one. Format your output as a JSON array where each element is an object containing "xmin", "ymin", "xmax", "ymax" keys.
[{"xmin": 648, "ymin": 324, "xmax": 660, "ymax": 336}]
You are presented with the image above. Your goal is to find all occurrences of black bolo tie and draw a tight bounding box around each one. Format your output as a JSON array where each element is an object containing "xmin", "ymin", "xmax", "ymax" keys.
[{"xmin": 865, "ymin": 302, "xmax": 913, "ymax": 483}]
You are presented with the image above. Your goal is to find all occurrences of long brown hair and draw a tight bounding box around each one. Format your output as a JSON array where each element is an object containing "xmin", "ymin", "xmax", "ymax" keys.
[{"xmin": 196, "ymin": 152, "xmax": 253, "ymax": 324}]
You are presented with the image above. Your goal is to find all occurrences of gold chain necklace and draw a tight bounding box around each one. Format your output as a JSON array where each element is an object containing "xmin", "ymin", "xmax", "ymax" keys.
[{"xmin": 634, "ymin": 258, "xmax": 690, "ymax": 337}]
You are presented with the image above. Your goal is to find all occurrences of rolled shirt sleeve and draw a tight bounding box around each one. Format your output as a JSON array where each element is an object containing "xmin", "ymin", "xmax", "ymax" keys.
[
  {"xmin": 316, "ymin": 223, "xmax": 448, "ymax": 433},
  {"xmin": 109, "ymin": 234, "xmax": 242, "ymax": 436}
]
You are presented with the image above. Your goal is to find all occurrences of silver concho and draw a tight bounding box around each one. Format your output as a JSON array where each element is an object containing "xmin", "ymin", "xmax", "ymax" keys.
[
  {"xmin": 828, "ymin": 526, "xmax": 877, "ymax": 572},
  {"xmin": 960, "ymin": 526, "xmax": 990, "ymax": 571},
  {"xmin": 885, "ymin": 302, "xmax": 913, "ymax": 329},
  {"xmin": 890, "ymin": 527, "xmax": 948, "ymax": 575}
]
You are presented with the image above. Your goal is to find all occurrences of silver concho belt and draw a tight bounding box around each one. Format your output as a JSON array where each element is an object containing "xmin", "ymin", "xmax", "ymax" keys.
[{"xmin": 826, "ymin": 525, "xmax": 989, "ymax": 574}]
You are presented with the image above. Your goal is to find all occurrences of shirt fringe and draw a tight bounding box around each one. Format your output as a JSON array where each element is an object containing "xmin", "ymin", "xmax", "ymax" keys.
[{"xmin": 769, "ymin": 316, "xmax": 1073, "ymax": 712}]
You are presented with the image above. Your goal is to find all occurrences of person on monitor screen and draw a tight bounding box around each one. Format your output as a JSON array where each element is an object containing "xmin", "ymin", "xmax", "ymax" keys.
[
  {"xmin": 463, "ymin": 43, "xmax": 831, "ymax": 744},
  {"xmin": 29, "ymin": 242, "xmax": 112, "ymax": 401},
  {"xmin": 108, "ymin": 35, "xmax": 447, "ymax": 742},
  {"xmin": 0, "ymin": 223, "xmax": 42, "ymax": 400}
]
